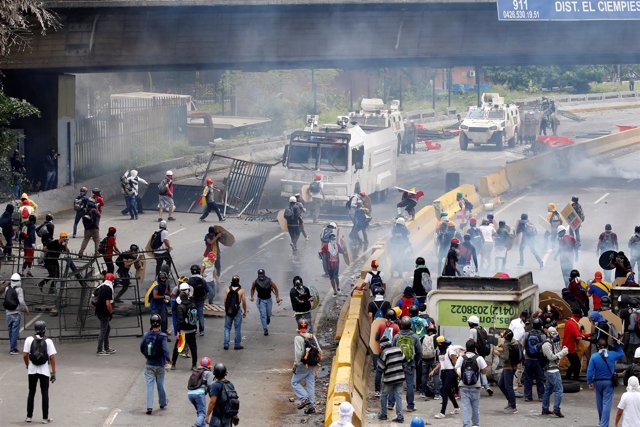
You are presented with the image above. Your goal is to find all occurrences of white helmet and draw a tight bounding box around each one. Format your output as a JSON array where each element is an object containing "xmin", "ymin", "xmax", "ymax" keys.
[
  {"xmin": 289, "ymin": 196, "xmax": 297, "ymax": 203},
  {"xmin": 179, "ymin": 283, "xmax": 190, "ymax": 291},
  {"xmin": 468, "ymin": 315, "xmax": 480, "ymax": 325},
  {"xmin": 462, "ymin": 265, "xmax": 476, "ymax": 277},
  {"xmin": 10, "ymin": 273, "xmax": 21, "ymax": 282},
  {"xmin": 159, "ymin": 220, "xmax": 167, "ymax": 229},
  {"xmin": 557, "ymin": 225, "xmax": 566, "ymax": 234},
  {"xmin": 130, "ymin": 169, "xmax": 138, "ymax": 178},
  {"xmin": 329, "ymin": 222, "xmax": 337, "ymax": 229},
  {"xmin": 166, "ymin": 170, "xmax": 173, "ymax": 176},
  {"xmin": 395, "ymin": 217, "xmax": 405, "ymax": 225}
]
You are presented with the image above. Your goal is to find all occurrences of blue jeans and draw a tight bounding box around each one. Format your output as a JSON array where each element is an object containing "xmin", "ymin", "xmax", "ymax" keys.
[
  {"xmin": 188, "ymin": 393, "xmax": 206, "ymax": 427},
  {"xmin": 404, "ymin": 364, "xmax": 416, "ymax": 409},
  {"xmin": 542, "ymin": 370, "xmax": 563, "ymax": 412},
  {"xmin": 195, "ymin": 299, "xmax": 205, "ymax": 333},
  {"xmin": 373, "ymin": 354, "xmax": 382, "ymax": 392},
  {"xmin": 460, "ymin": 387, "xmax": 480, "ymax": 427},
  {"xmin": 595, "ymin": 381, "xmax": 614, "ymax": 427},
  {"xmin": 224, "ymin": 313, "xmax": 243, "ymax": 348},
  {"xmin": 127, "ymin": 194, "xmax": 138, "ymax": 218},
  {"xmin": 144, "ymin": 365, "xmax": 167, "ymax": 410},
  {"xmin": 421, "ymin": 358, "xmax": 437, "ymax": 396},
  {"xmin": 209, "ymin": 416, "xmax": 233, "ymax": 427},
  {"xmin": 380, "ymin": 382, "xmax": 403, "ymax": 420},
  {"xmin": 257, "ymin": 298, "xmax": 273, "ymax": 331},
  {"xmin": 291, "ymin": 365, "xmax": 316, "ymax": 405},
  {"xmin": 206, "ymin": 281, "xmax": 216, "ymax": 304},
  {"xmin": 6, "ymin": 312, "xmax": 21, "ymax": 352},
  {"xmin": 73, "ymin": 210, "xmax": 83, "ymax": 236},
  {"xmin": 524, "ymin": 359, "xmax": 545, "ymax": 399},
  {"xmin": 499, "ymin": 369, "xmax": 516, "ymax": 408},
  {"xmin": 44, "ymin": 170, "xmax": 56, "ymax": 191}
]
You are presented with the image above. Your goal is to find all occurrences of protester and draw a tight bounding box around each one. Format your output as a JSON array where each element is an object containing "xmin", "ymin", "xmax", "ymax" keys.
[
  {"xmin": 114, "ymin": 244, "xmax": 139, "ymax": 303},
  {"xmin": 149, "ymin": 271, "xmax": 171, "ymax": 335},
  {"xmin": 563, "ymin": 308, "xmax": 584, "ymax": 381},
  {"xmin": 43, "ymin": 148, "xmax": 58, "ymax": 191},
  {"xmin": 319, "ymin": 222, "xmax": 337, "ymax": 275},
  {"xmin": 508, "ymin": 311, "xmax": 528, "ymax": 398},
  {"xmin": 587, "ymin": 339, "xmax": 625, "ymax": 427},
  {"xmin": 203, "ymin": 226, "xmax": 222, "ymax": 276},
  {"xmin": 140, "ymin": 314, "xmax": 170, "ymax": 415},
  {"xmin": 350, "ymin": 200, "xmax": 371, "ymax": 250},
  {"xmin": 205, "ymin": 363, "xmax": 240, "ymax": 427},
  {"xmin": 77, "ymin": 198, "xmax": 100, "ymax": 258},
  {"xmin": 292, "ymin": 318, "xmax": 321, "ymax": 415},
  {"xmin": 368, "ymin": 287, "xmax": 391, "ymax": 325},
  {"xmin": 455, "ymin": 339, "xmax": 488, "ymax": 427},
  {"xmin": 199, "ymin": 177, "xmax": 225, "ymax": 222},
  {"xmin": 101, "ymin": 226, "xmax": 120, "ymax": 274},
  {"xmin": 412, "ymin": 257, "xmax": 432, "ymax": 304},
  {"xmin": 308, "ymin": 172, "xmax": 324, "ymax": 223},
  {"xmin": 373, "ymin": 309, "xmax": 400, "ymax": 397},
  {"xmin": 616, "ymin": 376, "xmax": 640, "ymax": 427},
  {"xmin": 170, "ymin": 283, "xmax": 198, "ymax": 370},
  {"xmin": 223, "ymin": 275, "xmax": 247, "ymax": 350},
  {"xmin": 624, "ymin": 348, "xmax": 640, "ymax": 385},
  {"xmin": 36, "ymin": 213, "xmax": 54, "ymax": 247},
  {"xmin": 565, "ymin": 270, "xmax": 589, "ymax": 316},
  {"xmin": 152, "ymin": 221, "xmax": 172, "ymax": 276},
  {"xmin": 23, "ymin": 320, "xmax": 56, "ymax": 424},
  {"xmin": 478, "ymin": 219, "xmax": 496, "ymax": 270},
  {"xmin": 523, "ymin": 317, "xmax": 545, "ymax": 402},
  {"xmin": 541, "ymin": 326, "xmax": 569, "ymax": 417},
  {"xmin": 125, "ymin": 170, "xmax": 148, "ymax": 218},
  {"xmin": 498, "ymin": 329, "xmax": 521, "ymax": 414},
  {"xmin": 188, "ymin": 356, "xmax": 215, "ymax": 427},
  {"xmin": 516, "ymin": 213, "xmax": 544, "ymax": 269},
  {"xmin": 421, "ymin": 327, "xmax": 439, "ymax": 399},
  {"xmin": 20, "ymin": 214, "xmax": 37, "ymax": 277},
  {"xmin": 71, "ymin": 187, "xmax": 88, "ymax": 238},
  {"xmin": 188, "ymin": 264, "xmax": 209, "ymax": 336},
  {"xmin": 431, "ymin": 336, "xmax": 460, "ymax": 419},
  {"xmin": 38, "ymin": 231, "xmax": 69, "ymax": 294},
  {"xmin": 494, "ymin": 220, "xmax": 513, "ymax": 270},
  {"xmin": 397, "ymin": 287, "xmax": 420, "ymax": 318},
  {"xmin": 284, "ymin": 196, "xmax": 302, "ymax": 252},
  {"xmin": 294, "ymin": 193, "xmax": 308, "ymax": 240},
  {"xmin": 393, "ymin": 316, "xmax": 422, "ymax": 413},
  {"xmin": 4, "ymin": 272, "xmax": 28, "ymax": 355},
  {"xmin": 158, "ymin": 170, "xmax": 176, "ymax": 222},
  {"xmin": 319, "ymin": 233, "xmax": 346, "ymax": 295},
  {"xmin": 0, "ymin": 203, "xmax": 15, "ymax": 258},
  {"xmin": 250, "ymin": 269, "xmax": 282, "ymax": 336},
  {"xmin": 545, "ymin": 203, "xmax": 563, "ymax": 250},
  {"xmin": 442, "ymin": 238, "xmax": 460, "ymax": 276},
  {"xmin": 569, "ymin": 195, "xmax": 585, "ymax": 245},
  {"xmin": 201, "ymin": 251, "xmax": 218, "ymax": 304},
  {"xmin": 95, "ymin": 273, "xmax": 116, "ymax": 356},
  {"xmin": 598, "ymin": 224, "xmax": 619, "ymax": 282},
  {"xmin": 628, "ymin": 226, "xmax": 640, "ymax": 273},
  {"xmin": 329, "ymin": 401, "xmax": 355, "ymax": 427},
  {"xmin": 589, "ymin": 271, "xmax": 612, "ymax": 311},
  {"xmin": 290, "ymin": 276, "xmax": 313, "ymax": 332},
  {"xmin": 364, "ymin": 260, "xmax": 386, "ymax": 296},
  {"xmin": 378, "ymin": 335, "xmax": 405, "ymax": 422}
]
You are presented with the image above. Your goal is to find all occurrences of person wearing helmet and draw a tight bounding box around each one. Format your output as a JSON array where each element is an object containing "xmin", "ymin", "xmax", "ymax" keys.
[
  {"xmin": 17, "ymin": 213, "xmax": 36, "ymax": 276},
  {"xmin": 71, "ymin": 187, "xmax": 89, "ymax": 238},
  {"xmin": 95, "ymin": 273, "xmax": 116, "ymax": 356},
  {"xmin": 36, "ymin": 213, "xmax": 55, "ymax": 247},
  {"xmin": 199, "ymin": 177, "xmax": 225, "ymax": 223},
  {"xmin": 566, "ymin": 269, "xmax": 589, "ymax": 316},
  {"xmin": 373, "ymin": 310, "xmax": 401, "ymax": 397},
  {"xmin": 598, "ymin": 224, "xmax": 619, "ymax": 282},
  {"xmin": 122, "ymin": 169, "xmax": 148, "ymax": 220},
  {"xmin": 284, "ymin": 195, "xmax": 302, "ymax": 252},
  {"xmin": 391, "ymin": 317, "xmax": 422, "ymax": 414},
  {"xmin": 292, "ymin": 317, "xmax": 322, "ymax": 415},
  {"xmin": 290, "ymin": 276, "xmax": 313, "ymax": 332},
  {"xmin": 319, "ymin": 233, "xmax": 346, "ymax": 296},
  {"xmin": 307, "ymin": 172, "xmax": 325, "ymax": 223},
  {"xmin": 37, "ymin": 231, "xmax": 70, "ymax": 294},
  {"xmin": 250, "ymin": 269, "xmax": 282, "ymax": 336},
  {"xmin": 77, "ymin": 194, "xmax": 101, "ymax": 258},
  {"xmin": 187, "ymin": 356, "xmax": 215, "ymax": 426},
  {"xmin": 293, "ymin": 193, "xmax": 309, "ymax": 241},
  {"xmin": 397, "ymin": 287, "xmax": 419, "ymax": 318},
  {"xmin": 5, "ymin": 272, "xmax": 28, "ymax": 354},
  {"xmin": 629, "ymin": 226, "xmax": 640, "ymax": 274},
  {"xmin": 436, "ymin": 213, "xmax": 457, "ymax": 273},
  {"xmin": 442, "ymin": 238, "xmax": 461, "ymax": 277},
  {"xmin": 377, "ymin": 333, "xmax": 407, "ymax": 422},
  {"xmin": 350, "ymin": 200, "xmax": 371, "ymax": 251},
  {"xmin": 101, "ymin": 226, "xmax": 121, "ymax": 274},
  {"xmin": 430, "ymin": 334, "xmax": 460, "ymax": 419},
  {"xmin": 455, "ymin": 191, "xmax": 473, "ymax": 229},
  {"xmin": 458, "ymin": 234, "xmax": 479, "ymax": 274},
  {"xmin": 412, "ymin": 257, "xmax": 432, "ymax": 304},
  {"xmin": 201, "ymin": 250, "xmax": 218, "ymax": 305},
  {"xmin": 189, "ymin": 264, "xmax": 209, "ymax": 336},
  {"xmin": 555, "ymin": 225, "xmax": 577, "ymax": 285},
  {"xmin": 205, "ymin": 363, "xmax": 239, "ymax": 426},
  {"xmin": 329, "ymin": 401, "xmax": 355, "ymax": 427},
  {"xmin": 516, "ymin": 212, "xmax": 544, "ymax": 270},
  {"xmin": 223, "ymin": 275, "xmax": 247, "ymax": 351},
  {"xmin": 569, "ymin": 195, "xmax": 585, "ymax": 245},
  {"xmin": 319, "ymin": 222, "xmax": 338, "ymax": 275},
  {"xmin": 588, "ymin": 271, "xmax": 612, "ymax": 311},
  {"xmin": 203, "ymin": 226, "xmax": 223, "ymax": 276},
  {"xmin": 390, "ymin": 216, "xmax": 411, "ymax": 278},
  {"xmin": 170, "ymin": 283, "xmax": 199, "ymax": 371},
  {"xmin": 397, "ymin": 187, "xmax": 424, "ymax": 221},
  {"xmin": 544, "ymin": 203, "xmax": 563, "ymax": 251},
  {"xmin": 368, "ymin": 287, "xmax": 391, "ymax": 325},
  {"xmin": 540, "ymin": 326, "xmax": 569, "ymax": 417},
  {"xmin": 152, "ymin": 220, "xmax": 172, "ymax": 276},
  {"xmin": 157, "ymin": 170, "xmax": 176, "ymax": 222},
  {"xmin": 89, "ymin": 187, "xmax": 105, "ymax": 214},
  {"xmin": 497, "ymin": 329, "xmax": 520, "ymax": 414},
  {"xmin": 114, "ymin": 244, "xmax": 141, "ymax": 303},
  {"xmin": 346, "ymin": 191, "xmax": 364, "ymax": 221},
  {"xmin": 364, "ymin": 260, "xmax": 385, "ymax": 296},
  {"xmin": 522, "ymin": 317, "xmax": 546, "ymax": 402},
  {"xmin": 140, "ymin": 314, "xmax": 170, "ymax": 415},
  {"xmin": 24, "ymin": 320, "xmax": 56, "ymax": 423},
  {"xmin": 149, "ymin": 271, "xmax": 171, "ymax": 336}
]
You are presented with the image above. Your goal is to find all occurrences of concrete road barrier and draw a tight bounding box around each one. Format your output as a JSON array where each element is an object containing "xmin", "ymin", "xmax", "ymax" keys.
[{"xmin": 479, "ymin": 167, "xmax": 510, "ymax": 197}]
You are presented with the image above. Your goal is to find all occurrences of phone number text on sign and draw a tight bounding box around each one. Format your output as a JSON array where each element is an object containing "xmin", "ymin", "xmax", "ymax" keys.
[
  {"xmin": 498, "ymin": 0, "xmax": 640, "ymax": 20},
  {"xmin": 438, "ymin": 300, "xmax": 518, "ymax": 328}
]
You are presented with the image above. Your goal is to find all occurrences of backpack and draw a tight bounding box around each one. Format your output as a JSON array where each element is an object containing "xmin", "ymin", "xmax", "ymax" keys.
[
  {"xmin": 309, "ymin": 180, "xmax": 321, "ymax": 194},
  {"xmin": 283, "ymin": 205, "xmax": 295, "ymax": 221},
  {"xmin": 461, "ymin": 354, "xmax": 480, "ymax": 385},
  {"xmin": 150, "ymin": 230, "xmax": 163, "ymax": 251},
  {"xmin": 601, "ymin": 233, "xmax": 615, "ymax": 250},
  {"xmin": 98, "ymin": 237, "xmax": 108, "ymax": 254},
  {"xmin": 463, "ymin": 198, "xmax": 474, "ymax": 211},
  {"xmin": 186, "ymin": 302, "xmax": 198, "ymax": 326},
  {"xmin": 187, "ymin": 367, "xmax": 206, "ymax": 390},
  {"xmin": 225, "ymin": 286, "xmax": 241, "ymax": 318},
  {"xmin": 20, "ymin": 207, "xmax": 29, "ymax": 220},
  {"xmin": 474, "ymin": 326, "xmax": 491, "ymax": 357},
  {"xmin": 372, "ymin": 301, "xmax": 385, "ymax": 320},
  {"xmin": 219, "ymin": 381, "xmax": 240, "ymax": 417},
  {"xmin": 549, "ymin": 211, "xmax": 562, "ymax": 226},
  {"xmin": 396, "ymin": 334, "xmax": 415, "ymax": 362},
  {"xmin": 368, "ymin": 271, "xmax": 384, "ymax": 293},
  {"xmin": 192, "ymin": 279, "xmax": 208, "ymax": 300},
  {"xmin": 524, "ymin": 222, "xmax": 537, "ymax": 237},
  {"xmin": 412, "ymin": 318, "xmax": 426, "ymax": 340},
  {"xmin": 468, "ymin": 227, "xmax": 483, "ymax": 248},
  {"xmin": 321, "ymin": 227, "xmax": 333, "ymax": 243},
  {"xmin": 3, "ymin": 286, "xmax": 19, "ymax": 310},
  {"xmin": 90, "ymin": 285, "xmax": 102, "ymax": 307},
  {"xmin": 421, "ymin": 335, "xmax": 436, "ymax": 359},
  {"xmin": 525, "ymin": 331, "xmax": 544, "ymax": 359},
  {"xmin": 382, "ymin": 325, "xmax": 394, "ymax": 343},
  {"xmin": 158, "ymin": 180, "xmax": 168, "ymax": 195},
  {"xmin": 399, "ymin": 297, "xmax": 414, "ymax": 317},
  {"xmin": 29, "ymin": 336, "xmax": 49, "ymax": 366},
  {"xmin": 508, "ymin": 342, "xmax": 523, "ymax": 366},
  {"xmin": 36, "ymin": 223, "xmax": 50, "ymax": 238},
  {"xmin": 301, "ymin": 336, "xmax": 322, "ymax": 366},
  {"xmin": 141, "ymin": 332, "xmax": 162, "ymax": 360}
]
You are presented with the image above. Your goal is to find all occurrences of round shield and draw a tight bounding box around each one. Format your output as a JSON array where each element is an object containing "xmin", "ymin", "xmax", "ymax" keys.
[
  {"xmin": 309, "ymin": 285, "xmax": 320, "ymax": 310},
  {"xmin": 599, "ymin": 250, "xmax": 617, "ymax": 270},
  {"xmin": 213, "ymin": 225, "xmax": 235, "ymax": 247}
]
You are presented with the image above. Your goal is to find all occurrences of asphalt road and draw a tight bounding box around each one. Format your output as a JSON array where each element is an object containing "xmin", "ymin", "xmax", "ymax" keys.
[{"xmin": 0, "ymin": 106, "xmax": 638, "ymax": 426}]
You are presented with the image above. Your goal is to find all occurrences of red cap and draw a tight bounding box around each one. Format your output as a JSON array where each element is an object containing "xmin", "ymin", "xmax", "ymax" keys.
[
  {"xmin": 595, "ymin": 271, "xmax": 603, "ymax": 280},
  {"xmin": 470, "ymin": 217, "xmax": 477, "ymax": 224},
  {"xmin": 108, "ymin": 226, "xmax": 116, "ymax": 234},
  {"xmin": 206, "ymin": 178, "xmax": 214, "ymax": 184},
  {"xmin": 104, "ymin": 273, "xmax": 115, "ymax": 281},
  {"xmin": 314, "ymin": 173, "xmax": 322, "ymax": 180},
  {"xmin": 207, "ymin": 251, "xmax": 216, "ymax": 261},
  {"xmin": 371, "ymin": 260, "xmax": 379, "ymax": 268},
  {"xmin": 451, "ymin": 238, "xmax": 460, "ymax": 244}
]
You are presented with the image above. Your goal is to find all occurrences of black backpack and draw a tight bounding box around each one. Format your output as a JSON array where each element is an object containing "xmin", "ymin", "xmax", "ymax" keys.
[
  {"xmin": 463, "ymin": 198, "xmax": 474, "ymax": 211},
  {"xmin": 158, "ymin": 180, "xmax": 168, "ymax": 195},
  {"xmin": 309, "ymin": 180, "xmax": 321, "ymax": 194},
  {"xmin": 369, "ymin": 271, "xmax": 383, "ymax": 292},
  {"xmin": 141, "ymin": 332, "xmax": 162, "ymax": 360},
  {"xmin": 461, "ymin": 354, "xmax": 480, "ymax": 385},
  {"xmin": 98, "ymin": 237, "xmax": 108, "ymax": 254},
  {"xmin": 192, "ymin": 278, "xmax": 208, "ymax": 300},
  {"xmin": 29, "ymin": 336, "xmax": 49, "ymax": 366},
  {"xmin": 225, "ymin": 286, "xmax": 241, "ymax": 318},
  {"xmin": 508, "ymin": 341, "xmax": 523, "ymax": 366},
  {"xmin": 3, "ymin": 286, "xmax": 19, "ymax": 311},
  {"xmin": 219, "ymin": 380, "xmax": 240, "ymax": 417},
  {"xmin": 474, "ymin": 326, "xmax": 491, "ymax": 357},
  {"xmin": 283, "ymin": 205, "xmax": 295, "ymax": 221},
  {"xmin": 301, "ymin": 336, "xmax": 321, "ymax": 367},
  {"xmin": 187, "ymin": 367, "xmax": 206, "ymax": 390},
  {"xmin": 150, "ymin": 230, "xmax": 163, "ymax": 250}
]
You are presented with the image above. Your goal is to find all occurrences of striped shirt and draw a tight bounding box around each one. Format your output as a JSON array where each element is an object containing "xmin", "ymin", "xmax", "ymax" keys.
[{"xmin": 378, "ymin": 344, "xmax": 406, "ymax": 384}]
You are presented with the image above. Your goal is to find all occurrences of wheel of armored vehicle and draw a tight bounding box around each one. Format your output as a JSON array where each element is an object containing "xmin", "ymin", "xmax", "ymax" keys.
[
  {"xmin": 508, "ymin": 128, "xmax": 518, "ymax": 148},
  {"xmin": 495, "ymin": 131, "xmax": 505, "ymax": 151},
  {"xmin": 459, "ymin": 133, "xmax": 469, "ymax": 151}
]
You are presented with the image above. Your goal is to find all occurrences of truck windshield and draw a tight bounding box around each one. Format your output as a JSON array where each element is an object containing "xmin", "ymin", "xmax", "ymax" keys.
[
  {"xmin": 467, "ymin": 109, "xmax": 484, "ymax": 119},
  {"xmin": 287, "ymin": 136, "xmax": 348, "ymax": 172},
  {"xmin": 487, "ymin": 110, "xmax": 504, "ymax": 119}
]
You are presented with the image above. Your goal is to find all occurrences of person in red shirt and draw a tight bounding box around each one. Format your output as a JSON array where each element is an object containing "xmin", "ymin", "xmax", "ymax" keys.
[
  {"xmin": 102, "ymin": 226, "xmax": 120, "ymax": 274},
  {"xmin": 92, "ymin": 188, "xmax": 105, "ymax": 214},
  {"xmin": 562, "ymin": 308, "xmax": 584, "ymax": 381},
  {"xmin": 566, "ymin": 269, "xmax": 589, "ymax": 316},
  {"xmin": 373, "ymin": 309, "xmax": 401, "ymax": 397}
]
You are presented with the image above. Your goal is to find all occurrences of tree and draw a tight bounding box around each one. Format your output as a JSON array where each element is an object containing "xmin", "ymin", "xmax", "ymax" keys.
[
  {"xmin": 484, "ymin": 65, "xmax": 608, "ymax": 93},
  {"xmin": 0, "ymin": 0, "xmax": 59, "ymax": 56}
]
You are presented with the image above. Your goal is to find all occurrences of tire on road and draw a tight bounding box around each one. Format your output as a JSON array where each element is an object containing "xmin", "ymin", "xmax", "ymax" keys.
[
  {"xmin": 459, "ymin": 133, "xmax": 469, "ymax": 151},
  {"xmin": 562, "ymin": 379, "xmax": 581, "ymax": 393}
]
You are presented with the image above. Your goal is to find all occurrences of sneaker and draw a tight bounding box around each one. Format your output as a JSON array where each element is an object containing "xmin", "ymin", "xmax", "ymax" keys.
[
  {"xmin": 392, "ymin": 418, "xmax": 404, "ymax": 423},
  {"xmin": 97, "ymin": 351, "xmax": 108, "ymax": 356},
  {"xmin": 486, "ymin": 388, "xmax": 494, "ymax": 396},
  {"xmin": 434, "ymin": 413, "xmax": 446, "ymax": 419},
  {"xmin": 199, "ymin": 218, "xmax": 206, "ymax": 223},
  {"xmin": 406, "ymin": 407, "xmax": 416, "ymax": 412},
  {"xmin": 378, "ymin": 414, "xmax": 388, "ymax": 421},
  {"xmin": 25, "ymin": 418, "xmax": 32, "ymax": 423},
  {"xmin": 450, "ymin": 408, "xmax": 460, "ymax": 415},
  {"xmin": 224, "ymin": 346, "xmax": 229, "ymax": 350},
  {"xmin": 524, "ymin": 398, "xmax": 533, "ymax": 402},
  {"xmin": 42, "ymin": 418, "xmax": 53, "ymax": 424},
  {"xmin": 433, "ymin": 395, "xmax": 441, "ymax": 400},
  {"xmin": 146, "ymin": 409, "xmax": 152, "ymax": 415},
  {"xmin": 157, "ymin": 218, "xmax": 163, "ymax": 222},
  {"xmin": 514, "ymin": 391, "xmax": 524, "ymax": 398},
  {"xmin": 160, "ymin": 400, "xmax": 168, "ymax": 409},
  {"xmin": 105, "ymin": 348, "xmax": 117, "ymax": 354},
  {"xmin": 10, "ymin": 350, "xmax": 19, "ymax": 355},
  {"xmin": 553, "ymin": 410, "xmax": 564, "ymax": 418},
  {"xmin": 304, "ymin": 406, "xmax": 316, "ymax": 415},
  {"xmin": 503, "ymin": 407, "xmax": 518, "ymax": 414},
  {"xmin": 234, "ymin": 346, "xmax": 244, "ymax": 350},
  {"xmin": 387, "ymin": 405, "xmax": 394, "ymax": 410},
  {"xmin": 167, "ymin": 217, "xmax": 176, "ymax": 221},
  {"xmin": 297, "ymin": 399, "xmax": 309, "ymax": 409},
  {"xmin": 374, "ymin": 391, "xmax": 381, "ymax": 398},
  {"xmin": 264, "ymin": 329, "xmax": 269, "ymax": 336},
  {"xmin": 199, "ymin": 332, "xmax": 205, "ymax": 337},
  {"xmin": 170, "ymin": 364, "xmax": 176, "ymax": 370}
]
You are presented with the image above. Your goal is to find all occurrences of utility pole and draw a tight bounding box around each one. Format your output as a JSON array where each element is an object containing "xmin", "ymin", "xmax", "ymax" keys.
[
  {"xmin": 311, "ymin": 69, "xmax": 317, "ymax": 115},
  {"xmin": 476, "ymin": 65, "xmax": 481, "ymax": 107}
]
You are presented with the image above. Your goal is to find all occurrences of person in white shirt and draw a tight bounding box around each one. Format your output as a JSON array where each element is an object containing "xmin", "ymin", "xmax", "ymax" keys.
[
  {"xmin": 364, "ymin": 260, "xmax": 385, "ymax": 296},
  {"xmin": 329, "ymin": 401, "xmax": 355, "ymax": 427},
  {"xmin": 616, "ymin": 375, "xmax": 640, "ymax": 427},
  {"xmin": 23, "ymin": 320, "xmax": 56, "ymax": 424},
  {"xmin": 478, "ymin": 219, "xmax": 496, "ymax": 270},
  {"xmin": 508, "ymin": 311, "xmax": 529, "ymax": 397},
  {"xmin": 455, "ymin": 339, "xmax": 488, "ymax": 427}
]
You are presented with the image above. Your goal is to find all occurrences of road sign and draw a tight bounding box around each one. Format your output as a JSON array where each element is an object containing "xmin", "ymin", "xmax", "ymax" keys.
[{"xmin": 497, "ymin": 0, "xmax": 640, "ymax": 21}]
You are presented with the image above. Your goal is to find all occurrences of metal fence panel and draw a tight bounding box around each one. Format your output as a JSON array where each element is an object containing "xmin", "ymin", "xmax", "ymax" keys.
[{"xmin": 224, "ymin": 157, "xmax": 272, "ymax": 215}]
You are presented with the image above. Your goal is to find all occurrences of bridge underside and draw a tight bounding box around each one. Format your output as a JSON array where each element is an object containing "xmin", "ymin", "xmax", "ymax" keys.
[{"xmin": 2, "ymin": 3, "xmax": 639, "ymax": 72}]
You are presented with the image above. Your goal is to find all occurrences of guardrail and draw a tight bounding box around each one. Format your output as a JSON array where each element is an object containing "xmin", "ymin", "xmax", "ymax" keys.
[{"xmin": 513, "ymin": 90, "xmax": 640, "ymax": 106}]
